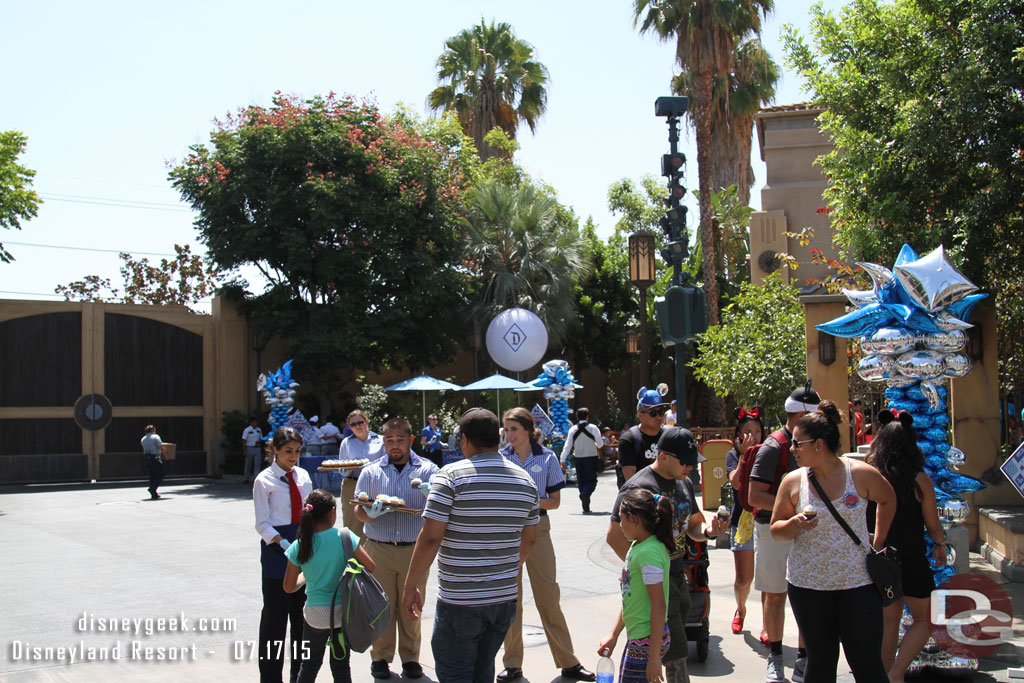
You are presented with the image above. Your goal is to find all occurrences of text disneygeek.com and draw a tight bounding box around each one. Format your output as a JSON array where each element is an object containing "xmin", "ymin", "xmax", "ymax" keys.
[{"xmin": 7, "ymin": 612, "xmax": 241, "ymax": 665}]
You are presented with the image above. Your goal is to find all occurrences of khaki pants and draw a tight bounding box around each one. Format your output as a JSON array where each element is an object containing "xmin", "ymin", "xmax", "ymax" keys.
[
  {"xmin": 365, "ymin": 540, "xmax": 426, "ymax": 663},
  {"xmin": 502, "ymin": 515, "xmax": 578, "ymax": 669},
  {"xmin": 340, "ymin": 478, "xmax": 364, "ymax": 539}
]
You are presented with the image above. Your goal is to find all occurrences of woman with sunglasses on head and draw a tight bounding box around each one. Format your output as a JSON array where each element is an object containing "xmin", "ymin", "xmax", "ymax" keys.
[
  {"xmin": 770, "ymin": 401, "xmax": 896, "ymax": 683},
  {"xmin": 725, "ymin": 407, "xmax": 765, "ymax": 639},
  {"xmin": 868, "ymin": 410, "xmax": 946, "ymax": 683}
]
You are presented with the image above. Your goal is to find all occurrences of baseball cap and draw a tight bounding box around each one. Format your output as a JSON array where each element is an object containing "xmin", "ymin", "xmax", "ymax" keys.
[
  {"xmin": 459, "ymin": 408, "xmax": 500, "ymax": 445},
  {"xmin": 785, "ymin": 380, "xmax": 821, "ymax": 414},
  {"xmin": 657, "ymin": 427, "xmax": 705, "ymax": 466}
]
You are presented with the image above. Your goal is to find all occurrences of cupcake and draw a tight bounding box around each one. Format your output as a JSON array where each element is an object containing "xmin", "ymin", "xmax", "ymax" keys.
[
  {"xmin": 411, "ymin": 478, "xmax": 422, "ymax": 487},
  {"xmin": 357, "ymin": 491, "xmax": 369, "ymax": 502},
  {"xmin": 802, "ymin": 505, "xmax": 817, "ymax": 520},
  {"xmin": 716, "ymin": 505, "xmax": 730, "ymax": 521}
]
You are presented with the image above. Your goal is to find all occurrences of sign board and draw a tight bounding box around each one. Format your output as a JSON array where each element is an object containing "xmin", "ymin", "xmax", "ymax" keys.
[
  {"xmin": 999, "ymin": 440, "xmax": 1024, "ymax": 500},
  {"xmin": 531, "ymin": 403, "xmax": 554, "ymax": 437}
]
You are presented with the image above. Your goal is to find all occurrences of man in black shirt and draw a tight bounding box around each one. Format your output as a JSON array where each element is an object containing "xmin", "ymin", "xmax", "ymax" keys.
[
  {"xmin": 615, "ymin": 386, "xmax": 670, "ymax": 487},
  {"xmin": 607, "ymin": 427, "xmax": 726, "ymax": 683}
]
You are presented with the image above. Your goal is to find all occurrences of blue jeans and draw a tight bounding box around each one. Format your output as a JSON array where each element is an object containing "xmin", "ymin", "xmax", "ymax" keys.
[
  {"xmin": 296, "ymin": 621, "xmax": 350, "ymax": 683},
  {"xmin": 431, "ymin": 599, "xmax": 516, "ymax": 683}
]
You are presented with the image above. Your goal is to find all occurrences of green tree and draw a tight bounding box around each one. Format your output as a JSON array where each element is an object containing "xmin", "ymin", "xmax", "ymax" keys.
[
  {"xmin": 783, "ymin": 0, "xmax": 1024, "ymax": 393},
  {"xmin": 169, "ymin": 93, "xmax": 472, "ymax": 408},
  {"xmin": 428, "ymin": 20, "xmax": 549, "ymax": 160},
  {"xmin": 0, "ymin": 131, "xmax": 42, "ymax": 263},
  {"xmin": 689, "ymin": 273, "xmax": 805, "ymax": 424},
  {"xmin": 56, "ymin": 244, "xmax": 221, "ymax": 309},
  {"xmin": 463, "ymin": 179, "xmax": 588, "ymax": 345},
  {"xmin": 672, "ymin": 37, "xmax": 780, "ymax": 206},
  {"xmin": 634, "ymin": 0, "xmax": 774, "ymax": 334}
]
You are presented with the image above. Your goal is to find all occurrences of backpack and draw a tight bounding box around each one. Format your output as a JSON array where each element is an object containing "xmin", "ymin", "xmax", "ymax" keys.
[
  {"xmin": 570, "ymin": 421, "xmax": 596, "ymax": 447},
  {"xmin": 733, "ymin": 429, "xmax": 790, "ymax": 515},
  {"xmin": 329, "ymin": 532, "xmax": 391, "ymax": 658}
]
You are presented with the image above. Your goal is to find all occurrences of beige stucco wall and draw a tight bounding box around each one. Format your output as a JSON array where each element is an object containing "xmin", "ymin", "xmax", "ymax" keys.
[{"xmin": 801, "ymin": 295, "xmax": 850, "ymax": 455}]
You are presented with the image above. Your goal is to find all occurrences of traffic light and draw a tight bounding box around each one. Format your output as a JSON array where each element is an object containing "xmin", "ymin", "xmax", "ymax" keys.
[
  {"xmin": 661, "ymin": 152, "xmax": 685, "ymax": 178},
  {"xmin": 655, "ymin": 285, "xmax": 708, "ymax": 346}
]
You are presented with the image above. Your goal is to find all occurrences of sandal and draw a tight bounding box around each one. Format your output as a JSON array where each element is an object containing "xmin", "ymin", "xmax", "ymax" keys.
[
  {"xmin": 731, "ymin": 611, "xmax": 744, "ymax": 634},
  {"xmin": 760, "ymin": 633, "xmax": 771, "ymax": 647}
]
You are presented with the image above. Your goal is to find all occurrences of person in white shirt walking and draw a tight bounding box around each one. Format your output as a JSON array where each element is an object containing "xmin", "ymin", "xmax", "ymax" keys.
[
  {"xmin": 242, "ymin": 416, "xmax": 263, "ymax": 484},
  {"xmin": 305, "ymin": 415, "xmax": 324, "ymax": 456},
  {"xmin": 560, "ymin": 407, "xmax": 603, "ymax": 513}
]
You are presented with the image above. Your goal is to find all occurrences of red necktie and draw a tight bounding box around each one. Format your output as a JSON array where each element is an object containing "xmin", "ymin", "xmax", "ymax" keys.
[{"xmin": 286, "ymin": 470, "xmax": 302, "ymax": 524}]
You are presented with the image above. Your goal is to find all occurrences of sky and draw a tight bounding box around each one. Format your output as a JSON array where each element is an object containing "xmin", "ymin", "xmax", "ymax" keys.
[{"xmin": 2, "ymin": 0, "xmax": 847, "ymax": 310}]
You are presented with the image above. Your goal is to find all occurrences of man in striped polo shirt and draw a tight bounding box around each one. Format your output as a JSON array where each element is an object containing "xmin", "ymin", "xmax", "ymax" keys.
[
  {"xmin": 355, "ymin": 417, "xmax": 439, "ymax": 680},
  {"xmin": 403, "ymin": 408, "xmax": 540, "ymax": 683}
]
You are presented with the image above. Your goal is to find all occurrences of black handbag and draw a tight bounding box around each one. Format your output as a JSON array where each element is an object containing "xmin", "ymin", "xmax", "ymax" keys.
[{"xmin": 808, "ymin": 472, "xmax": 903, "ymax": 606}]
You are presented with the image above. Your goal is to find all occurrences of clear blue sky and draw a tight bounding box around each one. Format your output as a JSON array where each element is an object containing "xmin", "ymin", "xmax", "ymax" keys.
[{"xmin": 3, "ymin": 0, "xmax": 846, "ymax": 309}]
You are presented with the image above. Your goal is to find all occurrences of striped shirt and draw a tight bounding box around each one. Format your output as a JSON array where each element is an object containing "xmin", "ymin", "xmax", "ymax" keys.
[
  {"xmin": 355, "ymin": 451, "xmax": 439, "ymax": 543},
  {"xmin": 423, "ymin": 451, "xmax": 540, "ymax": 605},
  {"xmin": 499, "ymin": 442, "xmax": 565, "ymax": 499}
]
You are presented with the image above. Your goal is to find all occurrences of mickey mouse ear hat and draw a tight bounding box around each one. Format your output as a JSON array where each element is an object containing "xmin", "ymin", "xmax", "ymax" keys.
[
  {"xmin": 636, "ymin": 383, "xmax": 671, "ymax": 413},
  {"xmin": 785, "ymin": 380, "xmax": 821, "ymax": 414}
]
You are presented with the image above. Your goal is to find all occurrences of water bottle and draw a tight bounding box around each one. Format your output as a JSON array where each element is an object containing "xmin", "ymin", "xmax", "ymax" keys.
[{"xmin": 596, "ymin": 654, "xmax": 615, "ymax": 683}]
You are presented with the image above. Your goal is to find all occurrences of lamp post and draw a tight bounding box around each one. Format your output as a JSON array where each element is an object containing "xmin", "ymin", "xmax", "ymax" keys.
[
  {"xmin": 626, "ymin": 327, "xmax": 639, "ymax": 400},
  {"xmin": 629, "ymin": 231, "xmax": 657, "ymax": 387},
  {"xmin": 251, "ymin": 325, "xmax": 267, "ymax": 415}
]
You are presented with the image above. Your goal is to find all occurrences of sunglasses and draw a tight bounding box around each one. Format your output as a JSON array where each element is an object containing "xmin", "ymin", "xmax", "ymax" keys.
[
  {"xmin": 644, "ymin": 408, "xmax": 667, "ymax": 418},
  {"xmin": 791, "ymin": 438, "xmax": 814, "ymax": 450},
  {"xmin": 348, "ymin": 420, "xmax": 367, "ymax": 428}
]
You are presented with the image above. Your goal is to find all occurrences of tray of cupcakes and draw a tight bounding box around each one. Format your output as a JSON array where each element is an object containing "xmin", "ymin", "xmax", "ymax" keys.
[
  {"xmin": 318, "ymin": 458, "xmax": 371, "ymax": 472},
  {"xmin": 352, "ymin": 491, "xmax": 422, "ymax": 514}
]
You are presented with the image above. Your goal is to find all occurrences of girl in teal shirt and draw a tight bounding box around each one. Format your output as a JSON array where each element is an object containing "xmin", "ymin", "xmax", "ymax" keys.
[
  {"xmin": 599, "ymin": 489, "xmax": 673, "ymax": 683},
  {"xmin": 284, "ymin": 489, "xmax": 376, "ymax": 683}
]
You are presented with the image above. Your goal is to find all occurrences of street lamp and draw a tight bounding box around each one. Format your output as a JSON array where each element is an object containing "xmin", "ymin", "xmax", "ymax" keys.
[
  {"xmin": 629, "ymin": 231, "xmax": 657, "ymax": 386},
  {"xmin": 625, "ymin": 329, "xmax": 639, "ymax": 355},
  {"xmin": 251, "ymin": 325, "xmax": 267, "ymax": 414}
]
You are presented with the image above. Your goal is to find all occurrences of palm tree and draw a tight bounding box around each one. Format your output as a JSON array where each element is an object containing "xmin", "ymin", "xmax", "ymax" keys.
[
  {"xmin": 428, "ymin": 20, "xmax": 549, "ymax": 161},
  {"xmin": 633, "ymin": 0, "xmax": 773, "ymax": 331},
  {"xmin": 673, "ymin": 37, "xmax": 780, "ymax": 207},
  {"xmin": 463, "ymin": 180, "xmax": 588, "ymax": 344}
]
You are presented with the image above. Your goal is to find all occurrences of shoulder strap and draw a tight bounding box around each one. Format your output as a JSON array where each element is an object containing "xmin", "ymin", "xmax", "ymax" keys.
[
  {"xmin": 808, "ymin": 473, "xmax": 862, "ymax": 547},
  {"xmin": 572, "ymin": 422, "xmax": 595, "ymax": 444},
  {"xmin": 630, "ymin": 425, "xmax": 642, "ymax": 445}
]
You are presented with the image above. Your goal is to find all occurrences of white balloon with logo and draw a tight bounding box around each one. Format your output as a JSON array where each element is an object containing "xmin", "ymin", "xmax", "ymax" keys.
[{"xmin": 485, "ymin": 308, "xmax": 549, "ymax": 372}]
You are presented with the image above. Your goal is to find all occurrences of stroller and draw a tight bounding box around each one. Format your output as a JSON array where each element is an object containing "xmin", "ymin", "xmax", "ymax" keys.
[{"xmin": 682, "ymin": 535, "xmax": 711, "ymax": 661}]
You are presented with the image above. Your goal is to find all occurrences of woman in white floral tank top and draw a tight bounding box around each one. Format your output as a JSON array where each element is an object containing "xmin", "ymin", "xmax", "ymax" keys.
[{"xmin": 769, "ymin": 401, "xmax": 896, "ymax": 683}]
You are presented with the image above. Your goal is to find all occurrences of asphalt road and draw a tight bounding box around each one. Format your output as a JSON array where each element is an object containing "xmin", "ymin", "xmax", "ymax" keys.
[{"xmin": 0, "ymin": 469, "xmax": 1019, "ymax": 682}]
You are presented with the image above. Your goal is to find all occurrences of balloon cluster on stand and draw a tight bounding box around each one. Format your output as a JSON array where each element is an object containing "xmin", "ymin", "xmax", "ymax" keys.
[
  {"xmin": 257, "ymin": 360, "xmax": 299, "ymax": 441},
  {"xmin": 532, "ymin": 360, "xmax": 577, "ymax": 456},
  {"xmin": 816, "ymin": 244, "xmax": 986, "ymax": 676}
]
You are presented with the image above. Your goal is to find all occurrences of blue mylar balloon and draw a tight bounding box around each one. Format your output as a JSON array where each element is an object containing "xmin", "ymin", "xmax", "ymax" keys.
[
  {"xmin": 815, "ymin": 303, "xmax": 901, "ymax": 338},
  {"xmin": 924, "ymin": 454, "xmax": 948, "ymax": 470},
  {"xmin": 918, "ymin": 441, "xmax": 936, "ymax": 455},
  {"xmin": 926, "ymin": 400, "xmax": 949, "ymax": 415},
  {"xmin": 946, "ymin": 292, "xmax": 988, "ymax": 323},
  {"xmin": 906, "ymin": 386, "xmax": 926, "ymax": 401},
  {"xmin": 894, "ymin": 243, "xmax": 919, "ymax": 267},
  {"xmin": 913, "ymin": 413, "xmax": 933, "ymax": 429},
  {"xmin": 889, "ymin": 399, "xmax": 921, "ymax": 413},
  {"xmin": 937, "ymin": 385, "xmax": 948, "ymax": 399},
  {"xmin": 924, "ymin": 427, "xmax": 949, "ymax": 442},
  {"xmin": 931, "ymin": 413, "xmax": 950, "ymax": 427},
  {"xmin": 903, "ymin": 307, "xmax": 946, "ymax": 334},
  {"xmin": 933, "ymin": 487, "xmax": 960, "ymax": 504},
  {"xmin": 933, "ymin": 565, "xmax": 955, "ymax": 585},
  {"xmin": 885, "ymin": 387, "xmax": 908, "ymax": 401},
  {"xmin": 931, "ymin": 441, "xmax": 950, "ymax": 456},
  {"xmin": 935, "ymin": 471, "xmax": 986, "ymax": 493}
]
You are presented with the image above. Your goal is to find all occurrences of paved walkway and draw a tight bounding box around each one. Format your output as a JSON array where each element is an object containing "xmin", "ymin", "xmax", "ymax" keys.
[{"xmin": 0, "ymin": 471, "xmax": 1019, "ymax": 681}]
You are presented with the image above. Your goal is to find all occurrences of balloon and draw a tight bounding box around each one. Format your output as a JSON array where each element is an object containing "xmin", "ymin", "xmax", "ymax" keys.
[
  {"xmin": 857, "ymin": 354, "xmax": 895, "ymax": 382},
  {"xmin": 888, "ymin": 399, "xmax": 920, "ymax": 413},
  {"xmin": 935, "ymin": 471, "xmax": 986, "ymax": 493},
  {"xmin": 895, "ymin": 350, "xmax": 946, "ymax": 381},
  {"xmin": 861, "ymin": 327, "xmax": 916, "ymax": 355},
  {"xmin": 946, "ymin": 446, "xmax": 966, "ymax": 466},
  {"xmin": 814, "ymin": 303, "xmax": 901, "ymax": 338},
  {"xmin": 946, "ymin": 292, "xmax": 987, "ymax": 323},
  {"xmin": 922, "ymin": 330, "xmax": 967, "ymax": 354},
  {"xmin": 931, "ymin": 413, "xmax": 950, "ymax": 427},
  {"xmin": 936, "ymin": 311, "xmax": 973, "ymax": 331},
  {"xmin": 919, "ymin": 381, "xmax": 943, "ymax": 410},
  {"xmin": 885, "ymin": 387, "xmax": 909, "ymax": 400},
  {"xmin": 856, "ymin": 262, "xmax": 908, "ymax": 306},
  {"xmin": 887, "ymin": 376, "xmax": 916, "ymax": 388},
  {"xmin": 912, "ymin": 413, "xmax": 933, "ymax": 429},
  {"xmin": 924, "ymin": 427, "xmax": 949, "ymax": 442},
  {"xmin": 917, "ymin": 441, "xmax": 936, "ymax": 455},
  {"xmin": 486, "ymin": 308, "xmax": 549, "ymax": 372},
  {"xmin": 894, "ymin": 243, "xmax": 919, "ymax": 266},
  {"xmin": 894, "ymin": 245, "xmax": 979, "ymax": 312},
  {"xmin": 842, "ymin": 287, "xmax": 877, "ymax": 308},
  {"xmin": 944, "ymin": 353, "xmax": 972, "ymax": 378}
]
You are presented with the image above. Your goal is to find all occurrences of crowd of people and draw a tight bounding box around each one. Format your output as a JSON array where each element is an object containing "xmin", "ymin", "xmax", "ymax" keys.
[{"xmin": 244, "ymin": 377, "xmax": 946, "ymax": 683}]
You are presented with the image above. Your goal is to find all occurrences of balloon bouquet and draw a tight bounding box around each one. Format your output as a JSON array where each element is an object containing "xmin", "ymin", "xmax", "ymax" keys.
[
  {"xmin": 816, "ymin": 244, "xmax": 986, "ymax": 675},
  {"xmin": 532, "ymin": 360, "xmax": 577, "ymax": 474},
  {"xmin": 257, "ymin": 360, "xmax": 300, "ymax": 442}
]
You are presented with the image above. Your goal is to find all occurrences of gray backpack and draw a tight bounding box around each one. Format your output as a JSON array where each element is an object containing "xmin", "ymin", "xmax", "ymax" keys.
[{"xmin": 329, "ymin": 531, "xmax": 391, "ymax": 658}]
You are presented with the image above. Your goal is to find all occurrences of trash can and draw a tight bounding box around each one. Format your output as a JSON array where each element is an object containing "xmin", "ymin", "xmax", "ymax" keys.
[{"xmin": 699, "ymin": 439, "xmax": 731, "ymax": 510}]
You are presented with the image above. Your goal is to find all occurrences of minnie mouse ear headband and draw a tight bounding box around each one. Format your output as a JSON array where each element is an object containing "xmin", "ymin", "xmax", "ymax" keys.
[
  {"xmin": 734, "ymin": 406, "xmax": 762, "ymax": 421},
  {"xmin": 785, "ymin": 379, "xmax": 821, "ymax": 414},
  {"xmin": 877, "ymin": 408, "xmax": 914, "ymax": 428},
  {"xmin": 636, "ymin": 384, "xmax": 670, "ymax": 413}
]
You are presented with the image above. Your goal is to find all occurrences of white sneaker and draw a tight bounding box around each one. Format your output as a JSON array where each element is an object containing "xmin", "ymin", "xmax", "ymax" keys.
[
  {"xmin": 765, "ymin": 654, "xmax": 787, "ymax": 683},
  {"xmin": 793, "ymin": 656, "xmax": 807, "ymax": 683}
]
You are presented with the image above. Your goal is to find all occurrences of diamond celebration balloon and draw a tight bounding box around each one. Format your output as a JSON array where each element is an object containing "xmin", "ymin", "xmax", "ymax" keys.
[
  {"xmin": 857, "ymin": 354, "xmax": 895, "ymax": 382},
  {"xmin": 896, "ymin": 350, "xmax": 946, "ymax": 381},
  {"xmin": 894, "ymin": 245, "xmax": 979, "ymax": 312},
  {"xmin": 923, "ymin": 329, "xmax": 967, "ymax": 354},
  {"xmin": 861, "ymin": 327, "xmax": 917, "ymax": 355},
  {"xmin": 944, "ymin": 353, "xmax": 972, "ymax": 378}
]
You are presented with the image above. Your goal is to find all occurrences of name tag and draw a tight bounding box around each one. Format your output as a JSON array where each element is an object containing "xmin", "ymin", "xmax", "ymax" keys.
[{"xmin": 530, "ymin": 465, "xmax": 543, "ymax": 473}]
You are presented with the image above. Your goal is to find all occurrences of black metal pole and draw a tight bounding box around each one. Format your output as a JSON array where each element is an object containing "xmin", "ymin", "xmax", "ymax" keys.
[
  {"xmin": 640, "ymin": 287, "xmax": 649, "ymax": 388},
  {"xmin": 666, "ymin": 114, "xmax": 689, "ymax": 427}
]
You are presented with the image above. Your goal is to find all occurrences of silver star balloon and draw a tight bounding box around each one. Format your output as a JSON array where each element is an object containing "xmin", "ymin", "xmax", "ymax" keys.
[{"xmin": 894, "ymin": 245, "xmax": 979, "ymax": 312}]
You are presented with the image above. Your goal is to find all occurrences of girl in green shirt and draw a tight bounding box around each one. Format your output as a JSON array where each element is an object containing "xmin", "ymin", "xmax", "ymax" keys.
[{"xmin": 599, "ymin": 489, "xmax": 673, "ymax": 683}]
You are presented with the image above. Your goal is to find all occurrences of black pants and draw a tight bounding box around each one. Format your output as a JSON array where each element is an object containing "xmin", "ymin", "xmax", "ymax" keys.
[
  {"xmin": 664, "ymin": 571, "xmax": 692, "ymax": 663},
  {"xmin": 787, "ymin": 582, "xmax": 888, "ymax": 683},
  {"xmin": 145, "ymin": 455, "xmax": 164, "ymax": 494},
  {"xmin": 259, "ymin": 578, "xmax": 306, "ymax": 683},
  {"xmin": 575, "ymin": 457, "xmax": 599, "ymax": 506},
  {"xmin": 297, "ymin": 621, "xmax": 350, "ymax": 683}
]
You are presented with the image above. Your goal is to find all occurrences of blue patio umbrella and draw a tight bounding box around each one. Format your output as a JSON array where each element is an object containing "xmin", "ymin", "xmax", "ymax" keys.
[
  {"xmin": 460, "ymin": 373, "xmax": 534, "ymax": 416},
  {"xmin": 385, "ymin": 374, "xmax": 462, "ymax": 426}
]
